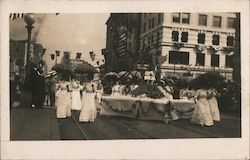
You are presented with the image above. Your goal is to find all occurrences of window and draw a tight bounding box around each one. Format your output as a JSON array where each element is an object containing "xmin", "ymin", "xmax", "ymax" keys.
[
  {"xmin": 169, "ymin": 51, "xmax": 189, "ymax": 65},
  {"xmin": 143, "ymin": 23, "xmax": 146, "ymax": 33},
  {"xmin": 199, "ymin": 14, "xmax": 207, "ymax": 26},
  {"xmin": 158, "ymin": 13, "xmax": 161, "ymax": 25},
  {"xmin": 211, "ymin": 54, "xmax": 219, "ymax": 67},
  {"xmin": 157, "ymin": 32, "xmax": 160, "ymax": 45},
  {"xmin": 172, "ymin": 31, "xmax": 179, "ymax": 42},
  {"xmin": 152, "ymin": 18, "xmax": 155, "ymax": 28},
  {"xmin": 228, "ymin": 18, "xmax": 235, "ymax": 28},
  {"xmin": 226, "ymin": 55, "xmax": 233, "ymax": 68},
  {"xmin": 196, "ymin": 53, "xmax": 205, "ymax": 66},
  {"xmin": 151, "ymin": 35, "xmax": 154, "ymax": 45},
  {"xmin": 182, "ymin": 13, "xmax": 190, "ymax": 24},
  {"xmin": 227, "ymin": 36, "xmax": 234, "ymax": 46},
  {"xmin": 172, "ymin": 13, "xmax": 180, "ymax": 23},
  {"xmin": 181, "ymin": 32, "xmax": 188, "ymax": 42},
  {"xmin": 198, "ymin": 33, "xmax": 205, "ymax": 44},
  {"xmin": 148, "ymin": 19, "xmax": 151, "ymax": 30},
  {"xmin": 148, "ymin": 36, "xmax": 150, "ymax": 46},
  {"xmin": 212, "ymin": 35, "xmax": 220, "ymax": 45},
  {"xmin": 213, "ymin": 16, "xmax": 222, "ymax": 27}
]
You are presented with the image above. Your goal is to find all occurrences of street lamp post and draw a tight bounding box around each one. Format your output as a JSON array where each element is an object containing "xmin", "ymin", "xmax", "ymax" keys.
[
  {"xmin": 24, "ymin": 13, "xmax": 35, "ymax": 87},
  {"xmin": 20, "ymin": 13, "xmax": 35, "ymax": 108}
]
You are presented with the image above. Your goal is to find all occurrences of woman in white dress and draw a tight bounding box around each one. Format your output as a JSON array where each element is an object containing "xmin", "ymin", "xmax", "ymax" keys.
[
  {"xmin": 71, "ymin": 81, "xmax": 82, "ymax": 111},
  {"xmin": 111, "ymin": 81, "xmax": 121, "ymax": 96},
  {"xmin": 207, "ymin": 88, "xmax": 220, "ymax": 121},
  {"xmin": 55, "ymin": 80, "xmax": 71, "ymax": 118},
  {"xmin": 79, "ymin": 79, "xmax": 97, "ymax": 122},
  {"xmin": 191, "ymin": 88, "xmax": 214, "ymax": 126},
  {"xmin": 95, "ymin": 80, "xmax": 103, "ymax": 104}
]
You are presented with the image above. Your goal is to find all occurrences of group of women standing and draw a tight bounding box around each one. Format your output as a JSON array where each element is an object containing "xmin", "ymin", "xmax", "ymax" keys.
[
  {"xmin": 55, "ymin": 78, "xmax": 103, "ymax": 122},
  {"xmin": 191, "ymin": 88, "xmax": 220, "ymax": 127}
]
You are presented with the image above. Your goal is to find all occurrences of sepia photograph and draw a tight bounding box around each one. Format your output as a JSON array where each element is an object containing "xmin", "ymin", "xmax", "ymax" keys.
[
  {"xmin": 9, "ymin": 12, "xmax": 241, "ymax": 140},
  {"xmin": 1, "ymin": 0, "xmax": 250, "ymax": 160}
]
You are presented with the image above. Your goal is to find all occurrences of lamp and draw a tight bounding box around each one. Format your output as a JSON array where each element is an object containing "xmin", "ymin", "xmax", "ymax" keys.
[{"xmin": 24, "ymin": 13, "xmax": 36, "ymax": 88}]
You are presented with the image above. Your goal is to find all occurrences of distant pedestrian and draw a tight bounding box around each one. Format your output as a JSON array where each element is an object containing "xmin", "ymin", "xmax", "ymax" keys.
[
  {"xmin": 44, "ymin": 76, "xmax": 50, "ymax": 106},
  {"xmin": 49, "ymin": 73, "xmax": 57, "ymax": 106}
]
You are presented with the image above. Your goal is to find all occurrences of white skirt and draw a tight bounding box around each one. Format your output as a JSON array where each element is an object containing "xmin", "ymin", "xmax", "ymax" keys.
[
  {"xmin": 79, "ymin": 92, "xmax": 97, "ymax": 122},
  {"xmin": 71, "ymin": 90, "xmax": 82, "ymax": 110},
  {"xmin": 55, "ymin": 90, "xmax": 71, "ymax": 118}
]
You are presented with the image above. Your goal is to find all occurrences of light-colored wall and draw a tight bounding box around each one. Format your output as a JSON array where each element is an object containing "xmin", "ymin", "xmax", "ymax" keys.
[{"xmin": 139, "ymin": 12, "xmax": 236, "ymax": 78}]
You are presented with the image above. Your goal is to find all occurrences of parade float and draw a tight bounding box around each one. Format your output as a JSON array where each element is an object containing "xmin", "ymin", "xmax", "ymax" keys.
[{"xmin": 99, "ymin": 71, "xmax": 196, "ymax": 124}]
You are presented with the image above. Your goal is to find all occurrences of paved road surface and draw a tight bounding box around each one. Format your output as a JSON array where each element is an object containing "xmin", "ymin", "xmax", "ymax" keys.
[{"xmin": 58, "ymin": 110, "xmax": 241, "ymax": 140}]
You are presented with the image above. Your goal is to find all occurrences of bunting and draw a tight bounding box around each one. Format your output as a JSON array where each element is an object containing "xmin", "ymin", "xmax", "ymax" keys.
[{"xmin": 9, "ymin": 13, "xmax": 24, "ymax": 20}]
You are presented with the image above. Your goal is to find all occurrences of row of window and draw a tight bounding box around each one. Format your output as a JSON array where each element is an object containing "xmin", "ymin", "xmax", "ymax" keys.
[
  {"xmin": 143, "ymin": 14, "xmax": 162, "ymax": 33},
  {"xmin": 172, "ymin": 13, "xmax": 235, "ymax": 28},
  {"xmin": 168, "ymin": 51, "xmax": 233, "ymax": 68},
  {"xmin": 142, "ymin": 32, "xmax": 161, "ymax": 48},
  {"xmin": 171, "ymin": 31, "xmax": 234, "ymax": 46},
  {"xmin": 142, "ymin": 31, "xmax": 234, "ymax": 48}
]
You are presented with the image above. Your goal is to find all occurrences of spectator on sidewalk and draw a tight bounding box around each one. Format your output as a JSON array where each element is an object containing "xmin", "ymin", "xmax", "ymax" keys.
[
  {"xmin": 32, "ymin": 67, "xmax": 45, "ymax": 108},
  {"xmin": 49, "ymin": 73, "xmax": 57, "ymax": 106},
  {"xmin": 44, "ymin": 76, "xmax": 51, "ymax": 106}
]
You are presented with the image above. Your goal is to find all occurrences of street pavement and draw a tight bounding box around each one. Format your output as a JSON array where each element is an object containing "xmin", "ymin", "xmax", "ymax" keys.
[
  {"xmin": 10, "ymin": 106, "xmax": 241, "ymax": 140},
  {"xmin": 10, "ymin": 107, "xmax": 61, "ymax": 140}
]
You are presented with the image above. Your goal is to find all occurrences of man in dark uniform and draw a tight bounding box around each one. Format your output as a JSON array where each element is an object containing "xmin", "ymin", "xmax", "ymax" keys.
[{"xmin": 31, "ymin": 63, "xmax": 45, "ymax": 108}]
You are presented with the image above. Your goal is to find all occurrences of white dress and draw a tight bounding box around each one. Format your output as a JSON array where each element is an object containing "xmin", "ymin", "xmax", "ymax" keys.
[
  {"xmin": 111, "ymin": 85, "xmax": 121, "ymax": 96},
  {"xmin": 191, "ymin": 89, "xmax": 214, "ymax": 126},
  {"xmin": 71, "ymin": 82, "xmax": 82, "ymax": 110},
  {"xmin": 96, "ymin": 84, "xmax": 103, "ymax": 104},
  {"xmin": 79, "ymin": 82, "xmax": 97, "ymax": 122},
  {"xmin": 55, "ymin": 82, "xmax": 71, "ymax": 118},
  {"xmin": 207, "ymin": 89, "xmax": 220, "ymax": 121}
]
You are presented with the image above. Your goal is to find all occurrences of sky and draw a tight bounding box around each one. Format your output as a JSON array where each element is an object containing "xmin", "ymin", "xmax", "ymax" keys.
[{"xmin": 10, "ymin": 13, "xmax": 110, "ymax": 66}]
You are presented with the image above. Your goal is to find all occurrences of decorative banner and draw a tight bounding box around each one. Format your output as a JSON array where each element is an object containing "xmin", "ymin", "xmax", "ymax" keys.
[
  {"xmin": 76, "ymin": 52, "xmax": 81, "ymax": 59},
  {"xmin": 55, "ymin": 50, "xmax": 60, "ymax": 56},
  {"xmin": 9, "ymin": 13, "xmax": 24, "ymax": 20},
  {"xmin": 51, "ymin": 54, "xmax": 55, "ymax": 60},
  {"xmin": 89, "ymin": 51, "xmax": 95, "ymax": 61}
]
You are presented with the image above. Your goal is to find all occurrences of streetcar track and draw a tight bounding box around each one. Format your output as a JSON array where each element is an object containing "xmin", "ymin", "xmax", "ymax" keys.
[
  {"xmin": 71, "ymin": 112, "xmax": 91, "ymax": 140},
  {"xmin": 111, "ymin": 118, "xmax": 154, "ymax": 139},
  {"xmin": 169, "ymin": 122, "xmax": 218, "ymax": 138}
]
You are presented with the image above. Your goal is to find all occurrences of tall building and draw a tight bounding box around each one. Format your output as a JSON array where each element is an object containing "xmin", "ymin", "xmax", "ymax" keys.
[
  {"xmin": 104, "ymin": 13, "xmax": 141, "ymax": 72},
  {"xmin": 140, "ymin": 13, "xmax": 237, "ymax": 79}
]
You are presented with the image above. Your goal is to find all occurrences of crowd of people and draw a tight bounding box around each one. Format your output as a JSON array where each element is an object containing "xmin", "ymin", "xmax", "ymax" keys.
[{"xmin": 10, "ymin": 63, "xmax": 221, "ymax": 126}]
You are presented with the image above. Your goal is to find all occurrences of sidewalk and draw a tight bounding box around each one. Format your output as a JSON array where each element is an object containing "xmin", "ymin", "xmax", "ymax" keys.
[{"xmin": 10, "ymin": 107, "xmax": 61, "ymax": 140}]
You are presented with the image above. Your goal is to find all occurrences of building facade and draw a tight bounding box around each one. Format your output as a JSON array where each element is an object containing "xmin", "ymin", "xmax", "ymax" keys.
[
  {"xmin": 140, "ymin": 13, "xmax": 237, "ymax": 79},
  {"xmin": 104, "ymin": 13, "xmax": 141, "ymax": 72},
  {"xmin": 10, "ymin": 39, "xmax": 46, "ymax": 80}
]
